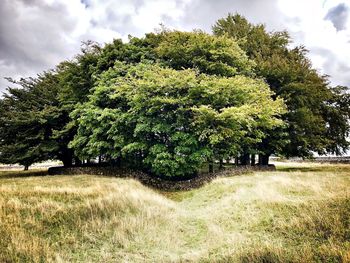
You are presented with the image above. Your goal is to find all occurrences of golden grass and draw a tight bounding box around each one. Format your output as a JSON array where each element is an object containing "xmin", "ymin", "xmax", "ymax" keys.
[{"xmin": 0, "ymin": 162, "xmax": 349, "ymax": 262}]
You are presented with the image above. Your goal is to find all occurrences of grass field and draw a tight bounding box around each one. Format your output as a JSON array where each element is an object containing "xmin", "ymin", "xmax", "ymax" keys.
[{"xmin": 0, "ymin": 162, "xmax": 349, "ymax": 262}]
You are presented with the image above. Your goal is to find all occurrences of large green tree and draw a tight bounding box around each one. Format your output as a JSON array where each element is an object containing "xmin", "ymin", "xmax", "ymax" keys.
[
  {"xmin": 213, "ymin": 14, "xmax": 350, "ymax": 162},
  {"xmin": 0, "ymin": 73, "xmax": 73, "ymax": 169},
  {"xmin": 70, "ymin": 62, "xmax": 284, "ymax": 177}
]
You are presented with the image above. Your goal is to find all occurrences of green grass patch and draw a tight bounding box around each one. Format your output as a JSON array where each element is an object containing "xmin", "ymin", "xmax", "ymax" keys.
[{"xmin": 0, "ymin": 163, "xmax": 349, "ymax": 262}]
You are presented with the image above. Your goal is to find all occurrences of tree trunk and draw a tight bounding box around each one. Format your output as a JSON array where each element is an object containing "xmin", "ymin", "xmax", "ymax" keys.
[
  {"xmin": 59, "ymin": 149, "xmax": 73, "ymax": 167},
  {"xmin": 98, "ymin": 155, "xmax": 102, "ymax": 164},
  {"xmin": 74, "ymin": 157, "xmax": 82, "ymax": 166},
  {"xmin": 208, "ymin": 162, "xmax": 214, "ymax": 173},
  {"xmin": 219, "ymin": 159, "xmax": 223, "ymax": 169},
  {"xmin": 240, "ymin": 153, "xmax": 250, "ymax": 165},
  {"xmin": 24, "ymin": 165, "xmax": 29, "ymax": 171},
  {"xmin": 258, "ymin": 154, "xmax": 270, "ymax": 166},
  {"xmin": 62, "ymin": 159, "xmax": 72, "ymax": 167},
  {"xmin": 235, "ymin": 157, "xmax": 239, "ymax": 166},
  {"xmin": 115, "ymin": 157, "xmax": 121, "ymax": 167},
  {"xmin": 62, "ymin": 156, "xmax": 73, "ymax": 167},
  {"xmin": 251, "ymin": 154, "xmax": 256, "ymax": 166},
  {"xmin": 58, "ymin": 148, "xmax": 74, "ymax": 167},
  {"xmin": 226, "ymin": 158, "xmax": 230, "ymax": 165}
]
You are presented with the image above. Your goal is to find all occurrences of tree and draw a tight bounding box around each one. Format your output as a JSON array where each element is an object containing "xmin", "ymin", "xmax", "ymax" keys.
[
  {"xmin": 52, "ymin": 41, "xmax": 102, "ymax": 165},
  {"xmin": 58, "ymin": 41, "xmax": 102, "ymax": 109},
  {"xmin": 70, "ymin": 62, "xmax": 285, "ymax": 177},
  {"xmin": 322, "ymin": 86, "xmax": 350, "ymax": 155},
  {"xmin": 92, "ymin": 30, "xmax": 255, "ymax": 78},
  {"xmin": 154, "ymin": 30, "xmax": 254, "ymax": 76},
  {"xmin": 0, "ymin": 72, "xmax": 74, "ymax": 169},
  {"xmin": 213, "ymin": 14, "xmax": 350, "ymax": 162},
  {"xmin": 55, "ymin": 39, "xmax": 158, "ymax": 165}
]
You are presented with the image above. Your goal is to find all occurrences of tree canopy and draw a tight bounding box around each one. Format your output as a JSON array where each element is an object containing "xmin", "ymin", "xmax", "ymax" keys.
[
  {"xmin": 70, "ymin": 62, "xmax": 284, "ymax": 177},
  {"xmin": 0, "ymin": 14, "xmax": 349, "ymax": 174},
  {"xmin": 0, "ymin": 73, "xmax": 73, "ymax": 169},
  {"xmin": 213, "ymin": 13, "xmax": 350, "ymax": 159}
]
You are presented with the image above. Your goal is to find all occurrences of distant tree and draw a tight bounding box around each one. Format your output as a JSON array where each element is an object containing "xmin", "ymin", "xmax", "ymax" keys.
[
  {"xmin": 322, "ymin": 86, "xmax": 350, "ymax": 155},
  {"xmin": 213, "ymin": 13, "xmax": 350, "ymax": 163},
  {"xmin": 0, "ymin": 73, "xmax": 73, "ymax": 169},
  {"xmin": 70, "ymin": 62, "xmax": 285, "ymax": 177}
]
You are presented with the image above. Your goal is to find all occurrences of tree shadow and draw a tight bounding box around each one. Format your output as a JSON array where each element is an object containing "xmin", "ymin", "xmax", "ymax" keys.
[{"xmin": 0, "ymin": 169, "xmax": 49, "ymax": 179}]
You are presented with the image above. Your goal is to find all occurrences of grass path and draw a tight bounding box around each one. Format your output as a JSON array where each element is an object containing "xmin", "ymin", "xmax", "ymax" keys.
[{"xmin": 0, "ymin": 162, "xmax": 349, "ymax": 262}]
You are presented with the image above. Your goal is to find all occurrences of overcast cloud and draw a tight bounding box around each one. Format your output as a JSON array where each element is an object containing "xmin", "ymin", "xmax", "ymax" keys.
[{"xmin": 1, "ymin": 0, "xmax": 350, "ymax": 94}]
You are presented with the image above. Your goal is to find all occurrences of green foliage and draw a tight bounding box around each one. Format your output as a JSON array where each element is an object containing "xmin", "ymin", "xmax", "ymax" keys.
[
  {"xmin": 155, "ymin": 30, "xmax": 254, "ymax": 76},
  {"xmin": 58, "ymin": 41, "xmax": 101, "ymax": 109},
  {"xmin": 190, "ymin": 75, "xmax": 285, "ymax": 161},
  {"xmin": 213, "ymin": 13, "xmax": 350, "ymax": 157},
  {"xmin": 322, "ymin": 86, "xmax": 350, "ymax": 155},
  {"xmin": 70, "ymin": 62, "xmax": 284, "ymax": 177},
  {"xmin": 1, "ymin": 15, "xmax": 348, "ymax": 173},
  {"xmin": 0, "ymin": 73, "xmax": 73, "ymax": 168},
  {"xmin": 96, "ymin": 36, "xmax": 158, "ymax": 72}
]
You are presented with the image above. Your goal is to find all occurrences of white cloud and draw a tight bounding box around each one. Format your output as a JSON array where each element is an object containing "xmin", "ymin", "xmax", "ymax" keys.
[
  {"xmin": 279, "ymin": 0, "xmax": 350, "ymax": 86},
  {"xmin": 0, "ymin": 0, "xmax": 349, "ymax": 95}
]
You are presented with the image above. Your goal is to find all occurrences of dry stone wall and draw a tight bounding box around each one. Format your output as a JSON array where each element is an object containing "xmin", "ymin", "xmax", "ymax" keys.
[{"xmin": 48, "ymin": 165, "xmax": 276, "ymax": 191}]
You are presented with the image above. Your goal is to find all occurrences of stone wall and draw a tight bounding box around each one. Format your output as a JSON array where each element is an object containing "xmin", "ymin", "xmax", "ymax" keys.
[
  {"xmin": 285, "ymin": 156, "xmax": 350, "ymax": 163},
  {"xmin": 48, "ymin": 165, "xmax": 276, "ymax": 191}
]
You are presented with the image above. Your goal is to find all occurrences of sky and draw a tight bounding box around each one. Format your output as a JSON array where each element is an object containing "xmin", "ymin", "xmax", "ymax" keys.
[{"xmin": 0, "ymin": 0, "xmax": 350, "ymax": 94}]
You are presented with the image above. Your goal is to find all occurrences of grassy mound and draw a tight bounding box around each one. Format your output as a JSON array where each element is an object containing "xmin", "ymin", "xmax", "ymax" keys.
[{"xmin": 0, "ymin": 163, "xmax": 349, "ymax": 262}]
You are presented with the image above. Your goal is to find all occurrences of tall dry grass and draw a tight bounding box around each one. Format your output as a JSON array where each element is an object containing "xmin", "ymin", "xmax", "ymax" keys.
[{"xmin": 0, "ymin": 162, "xmax": 349, "ymax": 262}]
